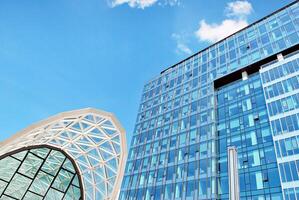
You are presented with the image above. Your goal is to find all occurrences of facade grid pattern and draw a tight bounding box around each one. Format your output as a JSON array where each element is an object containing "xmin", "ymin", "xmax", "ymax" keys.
[
  {"xmin": 121, "ymin": 1, "xmax": 299, "ymax": 200},
  {"xmin": 0, "ymin": 147, "xmax": 81, "ymax": 200},
  {"xmin": 260, "ymin": 53, "xmax": 299, "ymax": 199},
  {"xmin": 0, "ymin": 108, "xmax": 127, "ymax": 200}
]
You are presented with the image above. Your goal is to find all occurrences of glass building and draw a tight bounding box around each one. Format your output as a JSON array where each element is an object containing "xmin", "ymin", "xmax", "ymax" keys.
[
  {"xmin": 120, "ymin": 1, "xmax": 299, "ymax": 200},
  {"xmin": 0, "ymin": 108, "xmax": 127, "ymax": 200}
]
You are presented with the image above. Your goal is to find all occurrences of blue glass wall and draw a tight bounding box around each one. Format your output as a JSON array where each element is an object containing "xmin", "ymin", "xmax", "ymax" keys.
[
  {"xmin": 260, "ymin": 53, "xmax": 299, "ymax": 200},
  {"xmin": 216, "ymin": 73, "xmax": 282, "ymax": 200},
  {"xmin": 120, "ymin": 2, "xmax": 299, "ymax": 200}
]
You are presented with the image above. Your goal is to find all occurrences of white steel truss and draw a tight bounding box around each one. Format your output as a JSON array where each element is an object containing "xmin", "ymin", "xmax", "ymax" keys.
[{"xmin": 0, "ymin": 108, "xmax": 127, "ymax": 200}]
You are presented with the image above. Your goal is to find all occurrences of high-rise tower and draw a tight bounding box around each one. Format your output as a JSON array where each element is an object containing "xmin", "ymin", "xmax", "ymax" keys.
[{"xmin": 120, "ymin": 1, "xmax": 299, "ymax": 200}]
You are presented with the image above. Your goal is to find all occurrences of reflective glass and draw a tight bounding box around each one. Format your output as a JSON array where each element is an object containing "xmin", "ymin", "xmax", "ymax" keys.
[
  {"xmin": 19, "ymin": 153, "xmax": 43, "ymax": 178},
  {"xmin": 0, "ymin": 147, "xmax": 81, "ymax": 200},
  {"xmin": 30, "ymin": 171, "xmax": 54, "ymax": 195},
  {"xmin": 0, "ymin": 156, "xmax": 20, "ymax": 181},
  {"xmin": 121, "ymin": 2, "xmax": 299, "ymax": 199},
  {"xmin": 5, "ymin": 174, "xmax": 31, "ymax": 199}
]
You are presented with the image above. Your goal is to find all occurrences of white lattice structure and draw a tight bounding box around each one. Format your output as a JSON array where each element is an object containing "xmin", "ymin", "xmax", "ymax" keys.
[{"xmin": 0, "ymin": 108, "xmax": 127, "ymax": 200}]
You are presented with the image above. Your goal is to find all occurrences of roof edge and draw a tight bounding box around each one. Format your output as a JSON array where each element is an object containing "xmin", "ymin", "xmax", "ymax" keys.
[
  {"xmin": 159, "ymin": 0, "xmax": 298, "ymax": 75},
  {"xmin": 0, "ymin": 107, "xmax": 126, "ymax": 147}
]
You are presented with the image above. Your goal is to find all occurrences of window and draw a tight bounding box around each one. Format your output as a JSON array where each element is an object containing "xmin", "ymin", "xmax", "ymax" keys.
[
  {"xmin": 164, "ymin": 184, "xmax": 172, "ymax": 200},
  {"xmin": 166, "ymin": 166, "xmax": 175, "ymax": 181},
  {"xmin": 176, "ymin": 164, "xmax": 185, "ymax": 179},
  {"xmin": 246, "ymin": 131, "xmax": 257, "ymax": 146},
  {"xmin": 168, "ymin": 150, "xmax": 175, "ymax": 164},
  {"xmin": 230, "ymin": 118, "xmax": 240, "ymax": 132},
  {"xmin": 199, "ymin": 159, "xmax": 207, "ymax": 174},
  {"xmin": 248, "ymin": 150, "xmax": 261, "ymax": 167},
  {"xmin": 158, "ymin": 153, "xmax": 166, "ymax": 166},
  {"xmin": 179, "ymin": 132, "xmax": 187, "ymax": 146},
  {"xmin": 187, "ymin": 162, "xmax": 196, "ymax": 177},
  {"xmin": 189, "ymin": 144, "xmax": 198, "ymax": 159},
  {"xmin": 200, "ymin": 142, "xmax": 208, "ymax": 157},
  {"xmin": 250, "ymin": 171, "xmax": 263, "ymax": 190},
  {"xmin": 190, "ymin": 115, "xmax": 197, "ymax": 128},
  {"xmin": 157, "ymin": 169, "xmax": 164, "ymax": 182},
  {"xmin": 229, "ymin": 104, "xmax": 239, "ymax": 116},
  {"xmin": 242, "ymin": 98, "xmax": 252, "ymax": 111},
  {"xmin": 264, "ymin": 146, "xmax": 276, "ymax": 163},
  {"xmin": 186, "ymin": 180, "xmax": 196, "ymax": 199},
  {"xmin": 180, "ymin": 117, "xmax": 189, "ymax": 130},
  {"xmin": 174, "ymin": 182, "xmax": 183, "ymax": 198},
  {"xmin": 189, "ymin": 129, "xmax": 197, "ymax": 143},
  {"xmin": 198, "ymin": 179, "xmax": 207, "ymax": 196}
]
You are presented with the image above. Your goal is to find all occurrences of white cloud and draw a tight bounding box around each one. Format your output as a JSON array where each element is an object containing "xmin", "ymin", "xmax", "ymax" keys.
[
  {"xmin": 195, "ymin": 0, "xmax": 253, "ymax": 43},
  {"xmin": 172, "ymin": 33, "xmax": 192, "ymax": 55},
  {"xmin": 176, "ymin": 42, "xmax": 192, "ymax": 55},
  {"xmin": 195, "ymin": 19, "xmax": 248, "ymax": 43},
  {"xmin": 110, "ymin": 0, "xmax": 157, "ymax": 9},
  {"xmin": 158, "ymin": 0, "xmax": 181, "ymax": 7},
  {"xmin": 226, "ymin": 0, "xmax": 253, "ymax": 18},
  {"xmin": 109, "ymin": 0, "xmax": 180, "ymax": 9}
]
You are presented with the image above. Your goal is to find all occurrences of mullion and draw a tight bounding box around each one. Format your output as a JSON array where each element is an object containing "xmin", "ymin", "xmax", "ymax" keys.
[
  {"xmin": 0, "ymin": 178, "xmax": 8, "ymax": 183},
  {"xmin": 71, "ymin": 183, "xmax": 81, "ymax": 190},
  {"xmin": 50, "ymin": 185, "xmax": 68, "ymax": 194},
  {"xmin": 0, "ymin": 151, "xmax": 30, "ymax": 199},
  {"xmin": 42, "ymin": 155, "xmax": 67, "ymax": 199},
  {"xmin": 39, "ymin": 168, "xmax": 56, "ymax": 177},
  {"xmin": 54, "ymin": 168, "xmax": 74, "ymax": 194},
  {"xmin": 61, "ymin": 166, "xmax": 76, "ymax": 175},
  {"xmin": 24, "ymin": 149, "xmax": 54, "ymax": 199},
  {"xmin": 15, "ymin": 171, "xmax": 34, "ymax": 180},
  {"xmin": 51, "ymin": 169, "xmax": 72, "ymax": 193},
  {"xmin": 25, "ymin": 190, "xmax": 45, "ymax": 199},
  {"xmin": 10, "ymin": 151, "xmax": 28, "ymax": 162},
  {"xmin": 0, "ymin": 147, "xmax": 82, "ymax": 200},
  {"xmin": 29, "ymin": 149, "xmax": 50, "ymax": 161},
  {"xmin": 42, "ymin": 151, "xmax": 66, "ymax": 177},
  {"xmin": 11, "ymin": 155, "xmax": 25, "ymax": 162},
  {"xmin": 36, "ymin": 153, "xmax": 66, "ymax": 177},
  {"xmin": 66, "ymin": 183, "xmax": 82, "ymax": 200},
  {"xmin": 61, "ymin": 171, "xmax": 78, "ymax": 200},
  {"xmin": 2, "ymin": 194, "xmax": 19, "ymax": 200}
]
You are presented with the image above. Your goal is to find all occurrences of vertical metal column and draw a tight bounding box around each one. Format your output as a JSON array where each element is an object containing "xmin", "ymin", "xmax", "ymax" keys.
[{"xmin": 228, "ymin": 146, "xmax": 240, "ymax": 200}]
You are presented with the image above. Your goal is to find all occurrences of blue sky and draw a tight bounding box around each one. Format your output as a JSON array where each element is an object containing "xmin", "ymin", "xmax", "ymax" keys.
[{"xmin": 0, "ymin": 0, "xmax": 293, "ymax": 146}]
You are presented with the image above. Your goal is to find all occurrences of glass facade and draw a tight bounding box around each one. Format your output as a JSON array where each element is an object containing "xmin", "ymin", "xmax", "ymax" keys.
[
  {"xmin": 217, "ymin": 73, "xmax": 281, "ymax": 200},
  {"xmin": 260, "ymin": 53, "xmax": 299, "ymax": 200},
  {"xmin": 120, "ymin": 1, "xmax": 299, "ymax": 200},
  {"xmin": 0, "ymin": 147, "xmax": 81, "ymax": 200}
]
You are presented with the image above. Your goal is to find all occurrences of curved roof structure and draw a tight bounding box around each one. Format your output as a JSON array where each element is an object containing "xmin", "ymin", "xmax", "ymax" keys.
[
  {"xmin": 0, "ymin": 108, "xmax": 127, "ymax": 200},
  {"xmin": 0, "ymin": 146, "xmax": 83, "ymax": 200}
]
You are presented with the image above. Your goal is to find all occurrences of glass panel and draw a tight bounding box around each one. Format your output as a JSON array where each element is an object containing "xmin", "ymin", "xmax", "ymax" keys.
[
  {"xmin": 19, "ymin": 153, "xmax": 43, "ymax": 178},
  {"xmin": 52, "ymin": 169, "xmax": 74, "ymax": 192},
  {"xmin": 64, "ymin": 185, "xmax": 81, "ymax": 200},
  {"xmin": 29, "ymin": 171, "xmax": 54, "ymax": 195},
  {"xmin": 23, "ymin": 191, "xmax": 43, "ymax": 200},
  {"xmin": 1, "ymin": 195, "xmax": 15, "ymax": 199},
  {"xmin": 11, "ymin": 150, "xmax": 27, "ymax": 160},
  {"xmin": 0, "ymin": 147, "xmax": 81, "ymax": 200},
  {"xmin": 72, "ymin": 175, "xmax": 80, "ymax": 187},
  {"xmin": 0, "ymin": 180, "xmax": 7, "ymax": 195},
  {"xmin": 30, "ymin": 148, "xmax": 50, "ymax": 158},
  {"xmin": 0, "ymin": 156, "xmax": 20, "ymax": 181},
  {"xmin": 44, "ymin": 188, "xmax": 64, "ymax": 200},
  {"xmin": 62, "ymin": 159, "xmax": 75, "ymax": 173},
  {"xmin": 41, "ymin": 151, "xmax": 65, "ymax": 176},
  {"xmin": 4, "ymin": 174, "xmax": 31, "ymax": 199}
]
